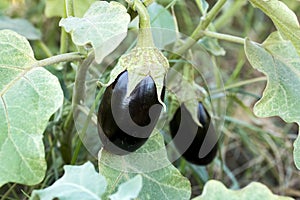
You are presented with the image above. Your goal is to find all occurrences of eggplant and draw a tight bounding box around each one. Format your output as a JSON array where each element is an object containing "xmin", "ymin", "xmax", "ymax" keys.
[
  {"xmin": 97, "ymin": 71, "xmax": 164, "ymax": 155},
  {"xmin": 169, "ymin": 102, "xmax": 218, "ymax": 165}
]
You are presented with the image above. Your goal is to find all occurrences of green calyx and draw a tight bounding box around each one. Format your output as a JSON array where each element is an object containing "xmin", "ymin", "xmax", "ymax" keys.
[
  {"xmin": 99, "ymin": 0, "xmax": 169, "ymax": 110},
  {"xmin": 166, "ymin": 62, "xmax": 210, "ymax": 127},
  {"xmin": 101, "ymin": 47, "xmax": 169, "ymax": 110}
]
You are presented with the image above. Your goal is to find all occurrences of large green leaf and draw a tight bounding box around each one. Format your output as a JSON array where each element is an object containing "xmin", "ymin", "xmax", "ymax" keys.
[
  {"xmin": 59, "ymin": 1, "xmax": 130, "ymax": 63},
  {"xmin": 0, "ymin": 16, "xmax": 41, "ymax": 40},
  {"xmin": 98, "ymin": 132, "xmax": 191, "ymax": 200},
  {"xmin": 244, "ymin": 32, "xmax": 300, "ymax": 168},
  {"xmin": 0, "ymin": 30, "xmax": 63, "ymax": 186},
  {"xmin": 30, "ymin": 162, "xmax": 107, "ymax": 200},
  {"xmin": 45, "ymin": 0, "xmax": 96, "ymax": 18},
  {"xmin": 193, "ymin": 180, "xmax": 293, "ymax": 200},
  {"xmin": 30, "ymin": 162, "xmax": 143, "ymax": 200},
  {"xmin": 248, "ymin": 0, "xmax": 300, "ymax": 54}
]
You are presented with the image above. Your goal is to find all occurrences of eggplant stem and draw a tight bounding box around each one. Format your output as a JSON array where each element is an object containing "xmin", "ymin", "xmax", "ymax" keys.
[{"xmin": 133, "ymin": 0, "xmax": 155, "ymax": 48}]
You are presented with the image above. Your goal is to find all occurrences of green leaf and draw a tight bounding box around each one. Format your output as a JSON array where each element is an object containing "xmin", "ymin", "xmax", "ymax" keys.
[
  {"xmin": 129, "ymin": 2, "xmax": 177, "ymax": 47},
  {"xmin": 59, "ymin": 1, "xmax": 130, "ymax": 63},
  {"xmin": 45, "ymin": 0, "xmax": 96, "ymax": 18},
  {"xmin": 30, "ymin": 162, "xmax": 106, "ymax": 200},
  {"xmin": 148, "ymin": 2, "xmax": 176, "ymax": 47},
  {"xmin": 148, "ymin": 2, "xmax": 175, "ymax": 30},
  {"xmin": 109, "ymin": 175, "xmax": 142, "ymax": 200},
  {"xmin": 245, "ymin": 33, "xmax": 300, "ymax": 123},
  {"xmin": 244, "ymin": 32, "xmax": 300, "ymax": 168},
  {"xmin": 98, "ymin": 132, "xmax": 191, "ymax": 200},
  {"xmin": 0, "ymin": 16, "xmax": 41, "ymax": 40},
  {"xmin": 0, "ymin": 30, "xmax": 63, "ymax": 186},
  {"xmin": 193, "ymin": 180, "xmax": 294, "ymax": 200},
  {"xmin": 248, "ymin": 0, "xmax": 300, "ymax": 54}
]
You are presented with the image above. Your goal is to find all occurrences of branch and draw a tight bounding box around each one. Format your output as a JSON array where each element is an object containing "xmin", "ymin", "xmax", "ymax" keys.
[
  {"xmin": 203, "ymin": 30, "xmax": 245, "ymax": 45},
  {"xmin": 35, "ymin": 52, "xmax": 84, "ymax": 67},
  {"xmin": 72, "ymin": 52, "xmax": 95, "ymax": 107},
  {"xmin": 174, "ymin": 0, "xmax": 227, "ymax": 57}
]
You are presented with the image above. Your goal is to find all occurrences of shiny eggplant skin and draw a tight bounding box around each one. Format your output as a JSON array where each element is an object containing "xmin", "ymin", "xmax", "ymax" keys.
[
  {"xmin": 97, "ymin": 71, "xmax": 164, "ymax": 155},
  {"xmin": 169, "ymin": 102, "xmax": 218, "ymax": 165}
]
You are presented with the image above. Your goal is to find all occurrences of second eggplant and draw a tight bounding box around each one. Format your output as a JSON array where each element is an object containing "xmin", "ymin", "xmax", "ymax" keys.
[{"xmin": 169, "ymin": 102, "xmax": 218, "ymax": 165}]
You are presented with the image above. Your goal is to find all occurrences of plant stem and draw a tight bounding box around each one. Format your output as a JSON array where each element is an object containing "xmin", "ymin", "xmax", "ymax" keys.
[
  {"xmin": 72, "ymin": 52, "xmax": 95, "ymax": 109},
  {"xmin": 65, "ymin": 0, "xmax": 75, "ymax": 17},
  {"xmin": 202, "ymin": 30, "xmax": 245, "ymax": 45},
  {"xmin": 61, "ymin": 109, "xmax": 74, "ymax": 164},
  {"xmin": 133, "ymin": 0, "xmax": 155, "ymax": 47},
  {"xmin": 60, "ymin": 30, "xmax": 68, "ymax": 54},
  {"xmin": 36, "ymin": 40, "xmax": 53, "ymax": 57},
  {"xmin": 1, "ymin": 183, "xmax": 16, "ymax": 200},
  {"xmin": 35, "ymin": 52, "xmax": 84, "ymax": 68},
  {"xmin": 174, "ymin": 0, "xmax": 227, "ymax": 56},
  {"xmin": 71, "ymin": 86, "xmax": 105, "ymax": 165},
  {"xmin": 143, "ymin": 0, "xmax": 155, "ymax": 6},
  {"xmin": 60, "ymin": 0, "xmax": 69, "ymax": 54},
  {"xmin": 48, "ymin": 134, "xmax": 59, "ymax": 180},
  {"xmin": 71, "ymin": 135, "xmax": 83, "ymax": 165},
  {"xmin": 214, "ymin": 0, "xmax": 247, "ymax": 30},
  {"xmin": 213, "ymin": 77, "xmax": 267, "ymax": 93}
]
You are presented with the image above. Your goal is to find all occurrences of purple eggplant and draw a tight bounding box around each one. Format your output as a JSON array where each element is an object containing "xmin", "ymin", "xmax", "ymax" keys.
[
  {"xmin": 170, "ymin": 102, "xmax": 218, "ymax": 165},
  {"xmin": 97, "ymin": 71, "xmax": 164, "ymax": 155}
]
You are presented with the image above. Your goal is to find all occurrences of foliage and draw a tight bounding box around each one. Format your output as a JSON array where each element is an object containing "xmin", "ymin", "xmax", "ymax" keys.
[
  {"xmin": 0, "ymin": 0, "xmax": 299, "ymax": 199},
  {"xmin": 30, "ymin": 162, "xmax": 142, "ymax": 200},
  {"xmin": 0, "ymin": 30, "xmax": 63, "ymax": 187},
  {"xmin": 98, "ymin": 132, "xmax": 191, "ymax": 199},
  {"xmin": 193, "ymin": 180, "xmax": 293, "ymax": 200}
]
